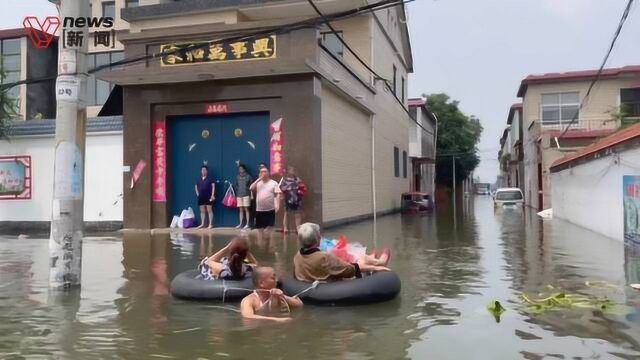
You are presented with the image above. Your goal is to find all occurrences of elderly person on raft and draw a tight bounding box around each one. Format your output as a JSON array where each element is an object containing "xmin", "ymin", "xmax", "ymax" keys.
[
  {"xmin": 293, "ymin": 223, "xmax": 391, "ymax": 282},
  {"xmin": 241, "ymin": 266, "xmax": 303, "ymax": 322}
]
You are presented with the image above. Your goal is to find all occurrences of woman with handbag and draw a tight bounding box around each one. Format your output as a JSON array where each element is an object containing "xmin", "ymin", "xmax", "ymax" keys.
[
  {"xmin": 280, "ymin": 165, "xmax": 306, "ymax": 233},
  {"xmin": 235, "ymin": 164, "xmax": 253, "ymax": 229}
]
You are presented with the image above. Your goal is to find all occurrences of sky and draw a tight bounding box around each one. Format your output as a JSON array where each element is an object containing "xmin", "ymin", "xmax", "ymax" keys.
[{"xmin": 3, "ymin": 0, "xmax": 639, "ymax": 183}]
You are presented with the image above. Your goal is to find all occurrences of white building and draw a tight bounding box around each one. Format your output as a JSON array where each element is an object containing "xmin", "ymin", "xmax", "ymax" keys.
[
  {"xmin": 551, "ymin": 122, "xmax": 640, "ymax": 243},
  {"xmin": 0, "ymin": 117, "xmax": 123, "ymax": 232}
]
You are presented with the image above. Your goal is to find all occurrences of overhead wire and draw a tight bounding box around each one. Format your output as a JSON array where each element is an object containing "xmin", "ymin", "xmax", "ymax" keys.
[
  {"xmin": 305, "ymin": 0, "xmax": 433, "ymax": 136},
  {"xmin": 557, "ymin": 0, "xmax": 635, "ymax": 140}
]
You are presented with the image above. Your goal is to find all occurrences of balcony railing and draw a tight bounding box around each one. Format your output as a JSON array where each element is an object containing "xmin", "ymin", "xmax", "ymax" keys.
[{"xmin": 536, "ymin": 118, "xmax": 621, "ymax": 131}]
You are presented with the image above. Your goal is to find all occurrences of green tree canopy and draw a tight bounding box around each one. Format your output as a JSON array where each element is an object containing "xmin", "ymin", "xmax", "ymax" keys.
[
  {"xmin": 425, "ymin": 93, "xmax": 483, "ymax": 186},
  {"xmin": 0, "ymin": 67, "xmax": 19, "ymax": 139}
]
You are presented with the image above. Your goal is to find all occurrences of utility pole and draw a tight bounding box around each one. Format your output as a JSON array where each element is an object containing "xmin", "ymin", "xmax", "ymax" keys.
[
  {"xmin": 49, "ymin": 0, "xmax": 89, "ymax": 289},
  {"xmin": 452, "ymin": 156, "xmax": 456, "ymax": 215}
]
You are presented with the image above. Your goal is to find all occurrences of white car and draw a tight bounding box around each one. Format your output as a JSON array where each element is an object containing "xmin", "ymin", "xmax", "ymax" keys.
[{"xmin": 493, "ymin": 188, "xmax": 524, "ymax": 210}]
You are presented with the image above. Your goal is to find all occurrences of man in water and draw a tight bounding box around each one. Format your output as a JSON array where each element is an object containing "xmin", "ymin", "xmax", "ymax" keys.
[
  {"xmin": 240, "ymin": 267, "xmax": 303, "ymax": 322},
  {"xmin": 294, "ymin": 223, "xmax": 390, "ymax": 282}
]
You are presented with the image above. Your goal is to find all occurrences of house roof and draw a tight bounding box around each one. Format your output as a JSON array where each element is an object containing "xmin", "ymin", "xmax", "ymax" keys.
[
  {"xmin": 408, "ymin": 97, "xmax": 425, "ymax": 107},
  {"xmin": 506, "ymin": 103, "xmax": 522, "ymax": 125},
  {"xmin": 7, "ymin": 116, "xmax": 123, "ymax": 137},
  {"xmin": 517, "ymin": 65, "xmax": 640, "ymax": 97},
  {"xmin": 0, "ymin": 27, "xmax": 55, "ymax": 40},
  {"xmin": 545, "ymin": 128, "xmax": 616, "ymax": 140},
  {"xmin": 550, "ymin": 122, "xmax": 640, "ymax": 171}
]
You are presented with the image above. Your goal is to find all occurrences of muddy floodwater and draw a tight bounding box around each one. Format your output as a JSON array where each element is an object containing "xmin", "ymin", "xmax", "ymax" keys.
[{"xmin": 1, "ymin": 197, "xmax": 640, "ymax": 359}]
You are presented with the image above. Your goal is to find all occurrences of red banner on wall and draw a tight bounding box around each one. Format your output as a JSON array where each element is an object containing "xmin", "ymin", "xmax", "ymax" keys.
[
  {"xmin": 152, "ymin": 121, "xmax": 167, "ymax": 202},
  {"xmin": 269, "ymin": 118, "xmax": 284, "ymax": 175}
]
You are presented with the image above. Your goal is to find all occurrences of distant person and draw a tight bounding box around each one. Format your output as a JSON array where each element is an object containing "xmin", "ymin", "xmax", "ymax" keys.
[
  {"xmin": 248, "ymin": 162, "xmax": 269, "ymax": 228},
  {"xmin": 293, "ymin": 223, "xmax": 390, "ymax": 282},
  {"xmin": 198, "ymin": 237, "xmax": 258, "ymax": 280},
  {"xmin": 240, "ymin": 266, "xmax": 303, "ymax": 322},
  {"xmin": 250, "ymin": 166, "xmax": 281, "ymax": 242},
  {"xmin": 195, "ymin": 165, "xmax": 215, "ymax": 229},
  {"xmin": 235, "ymin": 164, "xmax": 253, "ymax": 229},
  {"xmin": 280, "ymin": 165, "xmax": 304, "ymax": 233}
]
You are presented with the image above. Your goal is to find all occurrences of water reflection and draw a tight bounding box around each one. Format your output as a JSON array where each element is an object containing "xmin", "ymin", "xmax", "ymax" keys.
[{"xmin": 0, "ymin": 198, "xmax": 639, "ymax": 358}]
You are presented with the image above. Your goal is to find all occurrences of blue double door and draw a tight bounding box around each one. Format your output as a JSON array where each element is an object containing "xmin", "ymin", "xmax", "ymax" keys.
[{"xmin": 168, "ymin": 112, "xmax": 270, "ymax": 227}]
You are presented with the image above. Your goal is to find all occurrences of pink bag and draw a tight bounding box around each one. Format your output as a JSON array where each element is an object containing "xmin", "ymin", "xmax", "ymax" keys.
[{"xmin": 222, "ymin": 185, "xmax": 237, "ymax": 208}]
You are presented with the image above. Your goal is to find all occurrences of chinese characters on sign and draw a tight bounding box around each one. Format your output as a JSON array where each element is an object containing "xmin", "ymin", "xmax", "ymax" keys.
[
  {"xmin": 153, "ymin": 121, "xmax": 167, "ymax": 202},
  {"xmin": 0, "ymin": 156, "xmax": 32, "ymax": 200},
  {"xmin": 205, "ymin": 103, "xmax": 229, "ymax": 114},
  {"xmin": 160, "ymin": 36, "xmax": 277, "ymax": 66},
  {"xmin": 269, "ymin": 118, "xmax": 284, "ymax": 176},
  {"xmin": 624, "ymin": 176, "xmax": 640, "ymax": 246}
]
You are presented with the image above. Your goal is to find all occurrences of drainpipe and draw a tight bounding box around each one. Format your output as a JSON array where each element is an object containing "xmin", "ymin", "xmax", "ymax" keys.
[{"xmin": 371, "ymin": 114, "xmax": 377, "ymax": 247}]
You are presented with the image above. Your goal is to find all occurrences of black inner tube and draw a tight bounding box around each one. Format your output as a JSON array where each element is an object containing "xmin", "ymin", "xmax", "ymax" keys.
[
  {"xmin": 280, "ymin": 271, "xmax": 401, "ymax": 306},
  {"xmin": 170, "ymin": 269, "xmax": 254, "ymax": 301}
]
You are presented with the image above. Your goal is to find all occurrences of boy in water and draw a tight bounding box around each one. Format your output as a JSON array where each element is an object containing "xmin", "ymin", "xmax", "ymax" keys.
[{"xmin": 240, "ymin": 267, "xmax": 303, "ymax": 322}]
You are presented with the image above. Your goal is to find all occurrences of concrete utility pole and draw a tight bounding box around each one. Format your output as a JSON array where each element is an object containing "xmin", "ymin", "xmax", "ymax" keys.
[
  {"xmin": 452, "ymin": 156, "xmax": 456, "ymax": 215},
  {"xmin": 49, "ymin": 0, "xmax": 89, "ymax": 289}
]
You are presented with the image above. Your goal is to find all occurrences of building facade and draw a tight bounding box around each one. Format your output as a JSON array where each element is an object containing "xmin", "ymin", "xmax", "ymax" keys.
[
  {"xmin": 99, "ymin": 0, "xmax": 415, "ymax": 229},
  {"xmin": 519, "ymin": 66, "xmax": 640, "ymax": 210},
  {"xmin": 498, "ymin": 103, "xmax": 524, "ymax": 192},
  {"xmin": 0, "ymin": 28, "xmax": 58, "ymax": 120},
  {"xmin": 551, "ymin": 122, "xmax": 640, "ymax": 243},
  {"xmin": 408, "ymin": 97, "xmax": 437, "ymax": 196}
]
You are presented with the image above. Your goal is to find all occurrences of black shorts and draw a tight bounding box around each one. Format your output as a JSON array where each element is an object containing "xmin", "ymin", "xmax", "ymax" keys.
[
  {"xmin": 255, "ymin": 210, "xmax": 276, "ymax": 229},
  {"xmin": 285, "ymin": 202, "xmax": 301, "ymax": 212},
  {"xmin": 198, "ymin": 197, "xmax": 212, "ymax": 206}
]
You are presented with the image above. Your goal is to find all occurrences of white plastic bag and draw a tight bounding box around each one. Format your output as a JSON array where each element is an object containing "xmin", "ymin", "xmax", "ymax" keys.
[
  {"xmin": 170, "ymin": 216, "xmax": 179, "ymax": 229},
  {"xmin": 185, "ymin": 207, "xmax": 195, "ymax": 220},
  {"xmin": 178, "ymin": 209, "xmax": 189, "ymax": 228}
]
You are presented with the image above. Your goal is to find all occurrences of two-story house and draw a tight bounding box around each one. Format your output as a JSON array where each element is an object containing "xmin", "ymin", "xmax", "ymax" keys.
[
  {"xmin": 519, "ymin": 65, "xmax": 640, "ymax": 210},
  {"xmin": 98, "ymin": 0, "xmax": 415, "ymax": 229},
  {"xmin": 0, "ymin": 28, "xmax": 57, "ymax": 120},
  {"xmin": 408, "ymin": 97, "xmax": 437, "ymax": 196}
]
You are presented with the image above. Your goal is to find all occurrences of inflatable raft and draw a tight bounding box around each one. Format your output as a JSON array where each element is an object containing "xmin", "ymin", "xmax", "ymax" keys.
[
  {"xmin": 280, "ymin": 271, "xmax": 401, "ymax": 306},
  {"xmin": 170, "ymin": 270, "xmax": 254, "ymax": 301}
]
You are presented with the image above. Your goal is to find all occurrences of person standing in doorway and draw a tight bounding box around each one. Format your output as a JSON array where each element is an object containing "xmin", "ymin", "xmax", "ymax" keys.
[
  {"xmin": 195, "ymin": 165, "xmax": 215, "ymax": 229},
  {"xmin": 280, "ymin": 165, "xmax": 304, "ymax": 233},
  {"xmin": 235, "ymin": 164, "xmax": 253, "ymax": 229},
  {"xmin": 250, "ymin": 166, "xmax": 281, "ymax": 241}
]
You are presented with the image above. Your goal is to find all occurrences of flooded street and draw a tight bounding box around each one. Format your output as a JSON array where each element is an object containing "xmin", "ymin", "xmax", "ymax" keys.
[{"xmin": 1, "ymin": 196, "xmax": 640, "ymax": 359}]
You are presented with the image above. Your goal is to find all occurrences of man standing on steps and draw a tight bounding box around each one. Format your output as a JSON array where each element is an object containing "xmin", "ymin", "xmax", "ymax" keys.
[{"xmin": 250, "ymin": 166, "xmax": 281, "ymax": 242}]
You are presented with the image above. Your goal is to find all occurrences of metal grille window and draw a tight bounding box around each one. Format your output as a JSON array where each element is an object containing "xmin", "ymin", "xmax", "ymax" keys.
[
  {"xmin": 1, "ymin": 38, "xmax": 22, "ymax": 101},
  {"xmin": 394, "ymin": 146, "xmax": 400, "ymax": 177},
  {"xmin": 87, "ymin": 51, "xmax": 123, "ymax": 106},
  {"xmin": 621, "ymin": 88, "xmax": 640, "ymax": 117},
  {"xmin": 541, "ymin": 92, "xmax": 580, "ymax": 125},
  {"xmin": 321, "ymin": 31, "xmax": 343, "ymax": 58}
]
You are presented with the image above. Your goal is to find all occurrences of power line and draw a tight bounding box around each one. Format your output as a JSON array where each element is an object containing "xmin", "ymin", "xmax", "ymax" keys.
[
  {"xmin": 0, "ymin": 0, "xmax": 411, "ymax": 91},
  {"xmin": 557, "ymin": 0, "xmax": 635, "ymax": 140},
  {"xmin": 305, "ymin": 0, "xmax": 432, "ymax": 136}
]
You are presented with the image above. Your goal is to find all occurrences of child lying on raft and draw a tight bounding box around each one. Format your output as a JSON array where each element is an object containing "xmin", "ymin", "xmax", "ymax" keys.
[
  {"xmin": 198, "ymin": 237, "xmax": 258, "ymax": 280},
  {"xmin": 241, "ymin": 266, "xmax": 303, "ymax": 322}
]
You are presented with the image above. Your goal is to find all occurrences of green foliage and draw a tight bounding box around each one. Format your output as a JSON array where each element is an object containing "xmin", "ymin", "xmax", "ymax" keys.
[
  {"xmin": 424, "ymin": 93, "xmax": 483, "ymax": 186},
  {"xmin": 0, "ymin": 67, "xmax": 19, "ymax": 139},
  {"xmin": 607, "ymin": 104, "xmax": 638, "ymax": 129},
  {"xmin": 487, "ymin": 300, "xmax": 506, "ymax": 322}
]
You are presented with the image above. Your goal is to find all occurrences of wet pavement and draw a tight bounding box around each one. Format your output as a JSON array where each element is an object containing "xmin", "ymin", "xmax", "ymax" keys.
[{"xmin": 1, "ymin": 196, "xmax": 639, "ymax": 359}]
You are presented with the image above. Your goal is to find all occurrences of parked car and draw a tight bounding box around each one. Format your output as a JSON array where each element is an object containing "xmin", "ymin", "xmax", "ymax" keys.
[{"xmin": 493, "ymin": 188, "xmax": 524, "ymax": 210}]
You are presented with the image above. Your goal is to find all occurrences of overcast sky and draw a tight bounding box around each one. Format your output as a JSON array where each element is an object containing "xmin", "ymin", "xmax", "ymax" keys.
[{"xmin": 4, "ymin": 1, "xmax": 639, "ymax": 182}]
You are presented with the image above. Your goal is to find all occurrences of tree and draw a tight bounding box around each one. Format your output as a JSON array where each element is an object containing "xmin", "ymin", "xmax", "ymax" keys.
[
  {"xmin": 0, "ymin": 66, "xmax": 19, "ymax": 139},
  {"xmin": 424, "ymin": 93, "xmax": 483, "ymax": 186}
]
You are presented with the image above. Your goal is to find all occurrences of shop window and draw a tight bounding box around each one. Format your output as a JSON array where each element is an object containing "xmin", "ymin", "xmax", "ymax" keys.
[
  {"xmin": 1, "ymin": 38, "xmax": 22, "ymax": 103},
  {"xmin": 321, "ymin": 31, "xmax": 344, "ymax": 58},
  {"xmin": 102, "ymin": 1, "xmax": 115, "ymax": 19},
  {"xmin": 403, "ymin": 150, "xmax": 407, "ymax": 178},
  {"xmin": 125, "ymin": 0, "xmax": 139, "ymax": 7},
  {"xmin": 621, "ymin": 88, "xmax": 640, "ymax": 117},
  {"xmin": 394, "ymin": 146, "xmax": 399, "ymax": 178},
  {"xmin": 87, "ymin": 51, "xmax": 123, "ymax": 106},
  {"xmin": 541, "ymin": 92, "xmax": 579, "ymax": 125}
]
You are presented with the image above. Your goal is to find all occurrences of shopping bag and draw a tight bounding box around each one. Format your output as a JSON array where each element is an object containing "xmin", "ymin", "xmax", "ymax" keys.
[
  {"xmin": 222, "ymin": 185, "xmax": 237, "ymax": 208},
  {"xmin": 297, "ymin": 181, "xmax": 308, "ymax": 198},
  {"xmin": 170, "ymin": 216, "xmax": 179, "ymax": 228},
  {"xmin": 182, "ymin": 207, "xmax": 196, "ymax": 228}
]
